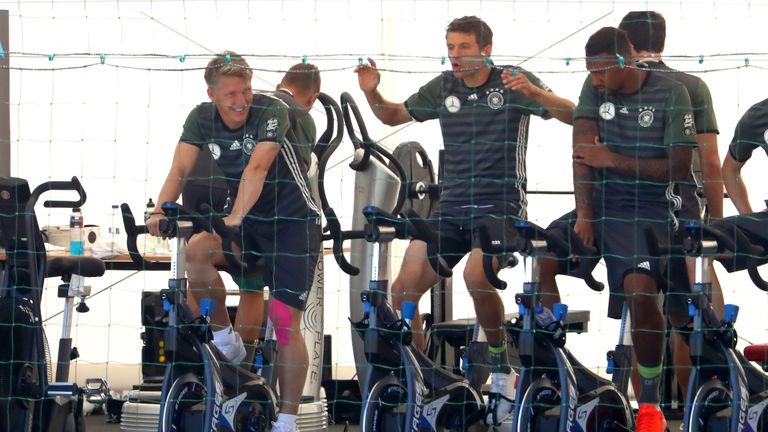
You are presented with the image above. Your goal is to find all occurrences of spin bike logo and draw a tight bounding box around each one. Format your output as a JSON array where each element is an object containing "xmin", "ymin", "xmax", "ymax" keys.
[
  {"xmin": 411, "ymin": 380, "xmax": 425, "ymax": 432},
  {"xmin": 210, "ymin": 378, "xmax": 224, "ymax": 431},
  {"xmin": 565, "ymin": 382, "xmax": 578, "ymax": 431},
  {"xmin": 737, "ymin": 382, "xmax": 748, "ymax": 432}
]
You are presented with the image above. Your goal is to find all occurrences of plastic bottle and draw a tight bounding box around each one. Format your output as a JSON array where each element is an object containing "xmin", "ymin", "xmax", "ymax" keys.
[
  {"xmin": 109, "ymin": 204, "xmax": 121, "ymax": 255},
  {"xmin": 69, "ymin": 207, "xmax": 85, "ymax": 256},
  {"xmin": 143, "ymin": 198, "xmax": 166, "ymax": 254}
]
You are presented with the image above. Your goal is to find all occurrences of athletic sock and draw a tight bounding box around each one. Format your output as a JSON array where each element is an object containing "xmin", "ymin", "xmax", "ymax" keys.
[{"xmin": 637, "ymin": 362, "xmax": 663, "ymax": 405}]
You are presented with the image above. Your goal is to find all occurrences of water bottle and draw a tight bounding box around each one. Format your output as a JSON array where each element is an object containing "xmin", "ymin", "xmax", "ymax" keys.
[
  {"xmin": 108, "ymin": 204, "xmax": 121, "ymax": 255},
  {"xmin": 143, "ymin": 198, "xmax": 167, "ymax": 254},
  {"xmin": 69, "ymin": 207, "xmax": 85, "ymax": 255},
  {"xmin": 144, "ymin": 198, "xmax": 156, "ymax": 222}
]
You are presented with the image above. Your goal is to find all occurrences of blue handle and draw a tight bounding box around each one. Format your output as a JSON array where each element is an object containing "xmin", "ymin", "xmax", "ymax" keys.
[
  {"xmin": 688, "ymin": 303, "xmax": 697, "ymax": 318},
  {"xmin": 199, "ymin": 298, "xmax": 215, "ymax": 319},
  {"xmin": 553, "ymin": 303, "xmax": 568, "ymax": 321},
  {"xmin": 363, "ymin": 300, "xmax": 371, "ymax": 314},
  {"xmin": 724, "ymin": 304, "xmax": 739, "ymax": 324},
  {"xmin": 607, "ymin": 358, "xmax": 615, "ymax": 374},
  {"xmin": 162, "ymin": 298, "xmax": 171, "ymax": 313},
  {"xmin": 402, "ymin": 301, "xmax": 417, "ymax": 320}
]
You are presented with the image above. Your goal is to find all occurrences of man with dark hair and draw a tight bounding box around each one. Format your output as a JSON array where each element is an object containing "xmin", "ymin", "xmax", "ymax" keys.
[
  {"xmin": 568, "ymin": 27, "xmax": 695, "ymax": 431},
  {"xmin": 354, "ymin": 15, "xmax": 574, "ymax": 425},
  {"xmin": 721, "ymin": 99, "xmax": 768, "ymax": 213},
  {"xmin": 147, "ymin": 51, "xmax": 321, "ymax": 432},
  {"xmin": 619, "ymin": 9, "xmax": 725, "ymax": 407}
]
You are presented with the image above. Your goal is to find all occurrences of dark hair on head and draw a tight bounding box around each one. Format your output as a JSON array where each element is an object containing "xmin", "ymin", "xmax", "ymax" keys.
[
  {"xmin": 446, "ymin": 16, "xmax": 493, "ymax": 49},
  {"xmin": 280, "ymin": 63, "xmax": 321, "ymax": 95},
  {"xmin": 204, "ymin": 50, "xmax": 252, "ymax": 88},
  {"xmin": 585, "ymin": 27, "xmax": 633, "ymax": 59},
  {"xmin": 619, "ymin": 11, "xmax": 666, "ymax": 53}
]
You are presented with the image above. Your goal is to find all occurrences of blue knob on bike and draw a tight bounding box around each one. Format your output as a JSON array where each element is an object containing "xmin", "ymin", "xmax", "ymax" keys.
[
  {"xmin": 402, "ymin": 301, "xmax": 417, "ymax": 320},
  {"xmin": 688, "ymin": 303, "xmax": 697, "ymax": 318},
  {"xmin": 606, "ymin": 358, "xmax": 615, "ymax": 374},
  {"xmin": 162, "ymin": 298, "xmax": 171, "ymax": 313},
  {"xmin": 200, "ymin": 298, "xmax": 215, "ymax": 319},
  {"xmin": 724, "ymin": 304, "xmax": 739, "ymax": 324},
  {"xmin": 553, "ymin": 303, "xmax": 568, "ymax": 322},
  {"xmin": 363, "ymin": 300, "xmax": 371, "ymax": 314}
]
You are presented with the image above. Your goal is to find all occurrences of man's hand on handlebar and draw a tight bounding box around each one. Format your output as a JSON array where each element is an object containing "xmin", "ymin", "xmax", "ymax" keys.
[{"xmin": 146, "ymin": 213, "xmax": 167, "ymax": 237}]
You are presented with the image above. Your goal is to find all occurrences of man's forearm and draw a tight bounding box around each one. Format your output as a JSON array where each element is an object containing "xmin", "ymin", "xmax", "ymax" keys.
[
  {"xmin": 534, "ymin": 89, "xmax": 574, "ymax": 125},
  {"xmin": 363, "ymin": 89, "xmax": 410, "ymax": 126},
  {"xmin": 610, "ymin": 149, "xmax": 691, "ymax": 182},
  {"xmin": 574, "ymin": 163, "xmax": 594, "ymax": 218}
]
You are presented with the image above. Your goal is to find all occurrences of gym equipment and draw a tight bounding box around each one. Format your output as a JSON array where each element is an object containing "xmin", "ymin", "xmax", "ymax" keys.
[
  {"xmin": 0, "ymin": 176, "xmax": 109, "ymax": 432},
  {"xmin": 480, "ymin": 219, "xmax": 635, "ymax": 432}
]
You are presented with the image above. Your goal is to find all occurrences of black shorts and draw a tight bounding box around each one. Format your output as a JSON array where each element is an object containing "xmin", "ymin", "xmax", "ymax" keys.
[
  {"xmin": 677, "ymin": 182, "xmax": 704, "ymax": 224},
  {"xmin": 546, "ymin": 210, "xmax": 689, "ymax": 319},
  {"xmin": 240, "ymin": 216, "xmax": 321, "ymax": 311},
  {"xmin": 426, "ymin": 202, "xmax": 523, "ymax": 269}
]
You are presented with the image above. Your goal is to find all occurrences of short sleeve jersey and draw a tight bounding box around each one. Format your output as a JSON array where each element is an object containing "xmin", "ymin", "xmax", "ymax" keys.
[
  {"xmin": 640, "ymin": 60, "xmax": 718, "ymax": 204},
  {"xmin": 273, "ymin": 90, "xmax": 317, "ymax": 167},
  {"xmin": 179, "ymin": 94, "xmax": 319, "ymax": 220},
  {"xmin": 728, "ymin": 98, "xmax": 768, "ymax": 163},
  {"xmin": 404, "ymin": 66, "xmax": 551, "ymax": 217},
  {"xmin": 574, "ymin": 71, "xmax": 697, "ymax": 215}
]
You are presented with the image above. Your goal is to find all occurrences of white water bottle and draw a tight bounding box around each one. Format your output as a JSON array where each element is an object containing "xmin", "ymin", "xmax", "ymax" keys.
[{"xmin": 69, "ymin": 207, "xmax": 84, "ymax": 255}]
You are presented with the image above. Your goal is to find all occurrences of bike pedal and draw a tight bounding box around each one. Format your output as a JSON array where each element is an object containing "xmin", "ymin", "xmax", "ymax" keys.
[
  {"xmin": 48, "ymin": 382, "xmax": 78, "ymax": 397},
  {"xmin": 84, "ymin": 378, "xmax": 109, "ymax": 404}
]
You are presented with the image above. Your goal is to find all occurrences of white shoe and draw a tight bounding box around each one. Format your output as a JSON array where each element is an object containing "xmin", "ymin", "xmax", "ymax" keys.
[
  {"xmin": 270, "ymin": 420, "xmax": 296, "ymax": 432},
  {"xmin": 485, "ymin": 371, "xmax": 516, "ymax": 426},
  {"xmin": 213, "ymin": 330, "xmax": 247, "ymax": 363}
]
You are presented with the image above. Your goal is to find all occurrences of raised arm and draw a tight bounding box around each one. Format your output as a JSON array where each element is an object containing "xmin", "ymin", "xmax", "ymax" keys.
[
  {"xmin": 355, "ymin": 58, "xmax": 413, "ymax": 126},
  {"xmin": 502, "ymin": 69, "xmax": 574, "ymax": 125}
]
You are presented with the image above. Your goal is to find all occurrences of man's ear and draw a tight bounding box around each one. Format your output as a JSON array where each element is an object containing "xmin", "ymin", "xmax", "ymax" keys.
[{"xmin": 207, "ymin": 86, "xmax": 215, "ymax": 101}]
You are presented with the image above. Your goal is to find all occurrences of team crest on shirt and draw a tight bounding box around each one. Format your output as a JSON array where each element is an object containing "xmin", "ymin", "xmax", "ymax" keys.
[
  {"xmin": 208, "ymin": 143, "xmax": 222, "ymax": 160},
  {"xmin": 487, "ymin": 91, "xmax": 504, "ymax": 110},
  {"xmin": 638, "ymin": 109, "xmax": 655, "ymax": 128},
  {"xmin": 243, "ymin": 135, "xmax": 256, "ymax": 155},
  {"xmin": 599, "ymin": 102, "xmax": 616, "ymax": 120},
  {"xmin": 444, "ymin": 95, "xmax": 461, "ymax": 113}
]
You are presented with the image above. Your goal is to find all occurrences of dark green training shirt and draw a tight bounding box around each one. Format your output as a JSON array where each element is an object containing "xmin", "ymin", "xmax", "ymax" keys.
[
  {"xmin": 640, "ymin": 60, "xmax": 718, "ymax": 209},
  {"xmin": 575, "ymin": 70, "xmax": 697, "ymax": 217},
  {"xmin": 272, "ymin": 89, "xmax": 316, "ymax": 168},
  {"xmin": 404, "ymin": 66, "xmax": 551, "ymax": 217},
  {"xmin": 179, "ymin": 93, "xmax": 319, "ymax": 220},
  {"xmin": 728, "ymin": 98, "xmax": 768, "ymax": 163}
]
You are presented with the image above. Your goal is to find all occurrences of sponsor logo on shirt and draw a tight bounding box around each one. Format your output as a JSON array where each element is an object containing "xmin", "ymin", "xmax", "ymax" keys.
[
  {"xmin": 599, "ymin": 102, "xmax": 615, "ymax": 120},
  {"xmin": 468, "ymin": 93, "xmax": 478, "ymax": 101},
  {"xmin": 619, "ymin": 107, "xmax": 629, "ymax": 114},
  {"xmin": 444, "ymin": 95, "xmax": 461, "ymax": 113},
  {"xmin": 266, "ymin": 117, "xmax": 279, "ymax": 139},
  {"xmin": 637, "ymin": 261, "xmax": 651, "ymax": 271},
  {"xmin": 683, "ymin": 112, "xmax": 695, "ymax": 136},
  {"xmin": 763, "ymin": 129, "xmax": 768, "ymax": 144},
  {"xmin": 229, "ymin": 140, "xmax": 242, "ymax": 151},
  {"xmin": 208, "ymin": 143, "xmax": 222, "ymax": 160}
]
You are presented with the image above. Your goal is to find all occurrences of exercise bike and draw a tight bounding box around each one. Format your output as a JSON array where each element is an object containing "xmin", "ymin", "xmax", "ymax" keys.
[
  {"xmin": 121, "ymin": 202, "xmax": 278, "ymax": 432},
  {"xmin": 0, "ymin": 176, "xmax": 109, "ymax": 432},
  {"xmin": 479, "ymin": 219, "xmax": 635, "ymax": 432},
  {"xmin": 328, "ymin": 205, "xmax": 485, "ymax": 431},
  {"xmin": 647, "ymin": 219, "xmax": 768, "ymax": 432}
]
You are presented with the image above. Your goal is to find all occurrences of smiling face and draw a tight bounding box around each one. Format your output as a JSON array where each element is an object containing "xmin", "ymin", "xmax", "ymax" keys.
[
  {"xmin": 208, "ymin": 75, "xmax": 253, "ymax": 129},
  {"xmin": 446, "ymin": 31, "xmax": 490, "ymax": 80}
]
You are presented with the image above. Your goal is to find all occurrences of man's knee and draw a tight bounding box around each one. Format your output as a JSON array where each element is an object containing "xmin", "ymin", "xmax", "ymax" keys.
[{"xmin": 268, "ymin": 299, "xmax": 298, "ymax": 346}]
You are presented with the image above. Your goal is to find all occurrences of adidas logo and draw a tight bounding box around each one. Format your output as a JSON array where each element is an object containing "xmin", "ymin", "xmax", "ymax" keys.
[
  {"xmin": 229, "ymin": 140, "xmax": 242, "ymax": 151},
  {"xmin": 620, "ymin": 107, "xmax": 629, "ymax": 114},
  {"xmin": 637, "ymin": 261, "xmax": 651, "ymax": 271},
  {"xmin": 299, "ymin": 291, "xmax": 308, "ymax": 301}
]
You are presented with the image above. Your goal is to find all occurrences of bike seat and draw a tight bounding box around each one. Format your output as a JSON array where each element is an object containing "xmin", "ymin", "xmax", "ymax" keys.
[
  {"xmin": 47, "ymin": 256, "xmax": 106, "ymax": 279},
  {"xmin": 745, "ymin": 344, "xmax": 768, "ymax": 363}
]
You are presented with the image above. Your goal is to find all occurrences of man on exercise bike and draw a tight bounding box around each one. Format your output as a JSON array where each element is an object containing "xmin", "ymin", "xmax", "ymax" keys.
[
  {"xmin": 146, "ymin": 51, "xmax": 321, "ymax": 432},
  {"xmin": 181, "ymin": 62, "xmax": 322, "ymax": 365},
  {"xmin": 354, "ymin": 15, "xmax": 575, "ymax": 425},
  {"xmin": 561, "ymin": 27, "xmax": 696, "ymax": 431}
]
